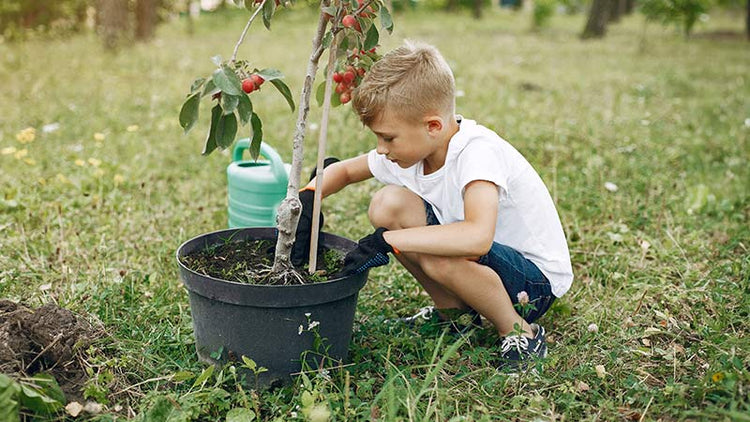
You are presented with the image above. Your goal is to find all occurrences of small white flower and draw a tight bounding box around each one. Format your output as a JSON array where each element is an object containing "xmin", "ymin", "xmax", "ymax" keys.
[
  {"xmin": 298, "ymin": 325, "xmax": 304, "ymax": 335},
  {"xmin": 595, "ymin": 364, "xmax": 607, "ymax": 379},
  {"xmin": 305, "ymin": 312, "xmax": 311, "ymax": 317},
  {"xmin": 42, "ymin": 123, "xmax": 60, "ymax": 133},
  {"xmin": 517, "ymin": 291, "xmax": 529, "ymax": 306},
  {"xmin": 604, "ymin": 182, "xmax": 618, "ymax": 192},
  {"xmin": 308, "ymin": 320, "xmax": 320, "ymax": 330},
  {"xmin": 587, "ymin": 323, "xmax": 599, "ymax": 333}
]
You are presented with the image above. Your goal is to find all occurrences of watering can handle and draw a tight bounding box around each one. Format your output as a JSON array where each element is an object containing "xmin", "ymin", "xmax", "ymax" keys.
[{"xmin": 232, "ymin": 138, "xmax": 288, "ymax": 183}]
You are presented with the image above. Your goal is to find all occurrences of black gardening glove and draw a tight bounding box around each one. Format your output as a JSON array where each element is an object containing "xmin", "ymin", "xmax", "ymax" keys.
[
  {"xmin": 290, "ymin": 157, "xmax": 340, "ymax": 267},
  {"xmin": 339, "ymin": 228, "xmax": 395, "ymax": 276}
]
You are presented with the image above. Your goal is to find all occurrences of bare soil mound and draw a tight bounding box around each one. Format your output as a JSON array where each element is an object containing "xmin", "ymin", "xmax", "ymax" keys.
[{"xmin": 0, "ymin": 300, "xmax": 102, "ymax": 401}]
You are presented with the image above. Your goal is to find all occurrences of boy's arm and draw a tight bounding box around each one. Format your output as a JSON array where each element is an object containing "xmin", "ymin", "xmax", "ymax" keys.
[
  {"xmin": 303, "ymin": 154, "xmax": 372, "ymax": 197},
  {"xmin": 383, "ymin": 180, "xmax": 499, "ymax": 257}
]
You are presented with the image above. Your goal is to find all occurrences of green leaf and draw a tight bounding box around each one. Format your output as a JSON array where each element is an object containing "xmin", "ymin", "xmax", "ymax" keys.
[
  {"xmin": 322, "ymin": 31, "xmax": 333, "ymax": 49},
  {"xmin": 315, "ymin": 82, "xmax": 326, "ymax": 107},
  {"xmin": 192, "ymin": 365, "xmax": 215, "ymax": 388},
  {"xmin": 179, "ymin": 93, "xmax": 200, "ymax": 134},
  {"xmin": 379, "ymin": 6, "xmax": 393, "ymax": 33},
  {"xmin": 213, "ymin": 65, "xmax": 243, "ymax": 96},
  {"xmin": 202, "ymin": 105, "xmax": 222, "ymax": 156},
  {"xmin": 250, "ymin": 113, "xmax": 263, "ymax": 160},
  {"xmin": 0, "ymin": 375, "xmax": 20, "ymax": 422},
  {"xmin": 171, "ymin": 371, "xmax": 195, "ymax": 382},
  {"xmin": 255, "ymin": 68, "xmax": 284, "ymax": 82},
  {"xmin": 321, "ymin": 6, "xmax": 336, "ymax": 17},
  {"xmin": 20, "ymin": 383, "xmax": 64, "ymax": 415},
  {"xmin": 216, "ymin": 113, "xmax": 238, "ymax": 149},
  {"xmin": 202, "ymin": 79, "xmax": 219, "ymax": 98},
  {"xmin": 221, "ymin": 94, "xmax": 240, "ymax": 115},
  {"xmin": 262, "ymin": 0, "xmax": 275, "ymax": 30},
  {"xmin": 241, "ymin": 356, "xmax": 257, "ymax": 371},
  {"xmin": 237, "ymin": 95, "xmax": 253, "ymax": 126},
  {"xmin": 226, "ymin": 408, "xmax": 256, "ymax": 422},
  {"xmin": 190, "ymin": 77, "xmax": 206, "ymax": 94},
  {"xmin": 364, "ymin": 24, "xmax": 379, "ymax": 51},
  {"xmin": 269, "ymin": 79, "xmax": 295, "ymax": 112}
]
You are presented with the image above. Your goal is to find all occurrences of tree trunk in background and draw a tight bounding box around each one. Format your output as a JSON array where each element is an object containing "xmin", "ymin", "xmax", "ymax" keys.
[
  {"xmin": 98, "ymin": 0, "xmax": 130, "ymax": 50},
  {"xmin": 445, "ymin": 0, "xmax": 459, "ymax": 12},
  {"xmin": 582, "ymin": 0, "xmax": 611, "ymax": 39},
  {"xmin": 472, "ymin": 0, "xmax": 483, "ymax": 19},
  {"xmin": 135, "ymin": 0, "xmax": 157, "ymax": 41},
  {"xmin": 608, "ymin": 0, "xmax": 627, "ymax": 22},
  {"xmin": 625, "ymin": 0, "xmax": 635, "ymax": 14},
  {"xmin": 746, "ymin": 0, "xmax": 749, "ymax": 40}
]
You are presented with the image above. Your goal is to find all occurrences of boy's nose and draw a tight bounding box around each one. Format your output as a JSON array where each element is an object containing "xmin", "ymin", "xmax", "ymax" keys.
[{"xmin": 376, "ymin": 141, "xmax": 388, "ymax": 155}]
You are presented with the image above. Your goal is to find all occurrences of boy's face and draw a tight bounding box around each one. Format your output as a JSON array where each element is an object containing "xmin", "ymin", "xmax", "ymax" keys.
[{"xmin": 368, "ymin": 110, "xmax": 441, "ymax": 169}]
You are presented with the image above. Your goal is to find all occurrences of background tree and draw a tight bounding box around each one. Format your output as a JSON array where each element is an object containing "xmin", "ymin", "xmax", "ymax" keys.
[
  {"xmin": 98, "ymin": 0, "xmax": 131, "ymax": 50},
  {"xmin": 582, "ymin": 0, "xmax": 613, "ymax": 38},
  {"xmin": 136, "ymin": 0, "xmax": 159, "ymax": 41}
]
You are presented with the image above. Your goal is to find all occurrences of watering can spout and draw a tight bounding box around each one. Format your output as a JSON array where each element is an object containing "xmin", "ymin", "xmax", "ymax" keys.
[{"xmin": 227, "ymin": 139, "xmax": 290, "ymax": 228}]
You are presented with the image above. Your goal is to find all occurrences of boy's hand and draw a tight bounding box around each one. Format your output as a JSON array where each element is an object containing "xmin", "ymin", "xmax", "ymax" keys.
[{"xmin": 339, "ymin": 228, "xmax": 395, "ymax": 275}]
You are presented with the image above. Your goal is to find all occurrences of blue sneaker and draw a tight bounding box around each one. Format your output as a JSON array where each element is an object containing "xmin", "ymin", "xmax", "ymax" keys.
[{"xmin": 495, "ymin": 323, "xmax": 547, "ymax": 374}]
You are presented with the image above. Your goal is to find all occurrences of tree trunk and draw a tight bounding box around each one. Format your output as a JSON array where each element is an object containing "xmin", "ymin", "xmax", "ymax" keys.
[
  {"xmin": 625, "ymin": 0, "xmax": 635, "ymax": 14},
  {"xmin": 445, "ymin": 0, "xmax": 459, "ymax": 12},
  {"xmin": 98, "ymin": 0, "xmax": 130, "ymax": 50},
  {"xmin": 135, "ymin": 0, "xmax": 157, "ymax": 41},
  {"xmin": 271, "ymin": 6, "xmax": 330, "ymax": 274},
  {"xmin": 472, "ymin": 0, "xmax": 483, "ymax": 19},
  {"xmin": 582, "ymin": 0, "xmax": 611, "ymax": 39},
  {"xmin": 608, "ymin": 0, "xmax": 626, "ymax": 22},
  {"xmin": 746, "ymin": 0, "xmax": 749, "ymax": 41}
]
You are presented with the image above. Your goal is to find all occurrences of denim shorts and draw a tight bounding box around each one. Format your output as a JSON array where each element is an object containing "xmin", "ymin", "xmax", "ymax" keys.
[{"xmin": 424, "ymin": 201, "xmax": 555, "ymax": 323}]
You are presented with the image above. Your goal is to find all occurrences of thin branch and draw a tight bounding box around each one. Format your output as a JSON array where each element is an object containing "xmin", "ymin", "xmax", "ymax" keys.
[
  {"xmin": 308, "ymin": 31, "xmax": 340, "ymax": 273},
  {"xmin": 230, "ymin": 0, "xmax": 268, "ymax": 63}
]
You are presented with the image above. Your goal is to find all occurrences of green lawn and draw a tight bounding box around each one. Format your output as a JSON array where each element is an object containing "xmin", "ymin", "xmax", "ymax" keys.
[{"xmin": 1, "ymin": 5, "xmax": 748, "ymax": 421}]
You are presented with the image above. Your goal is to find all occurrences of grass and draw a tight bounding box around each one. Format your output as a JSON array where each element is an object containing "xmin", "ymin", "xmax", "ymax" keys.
[{"xmin": 1, "ymin": 4, "xmax": 748, "ymax": 421}]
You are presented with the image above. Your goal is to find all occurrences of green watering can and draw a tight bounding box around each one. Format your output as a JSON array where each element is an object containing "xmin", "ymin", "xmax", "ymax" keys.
[{"xmin": 227, "ymin": 138, "xmax": 290, "ymax": 228}]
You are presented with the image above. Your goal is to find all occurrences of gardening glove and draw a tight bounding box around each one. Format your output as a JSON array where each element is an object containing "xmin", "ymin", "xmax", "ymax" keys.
[
  {"xmin": 290, "ymin": 157, "xmax": 340, "ymax": 267},
  {"xmin": 339, "ymin": 228, "xmax": 396, "ymax": 276}
]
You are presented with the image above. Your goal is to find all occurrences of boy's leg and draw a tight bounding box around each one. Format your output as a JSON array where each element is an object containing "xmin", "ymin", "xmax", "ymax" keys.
[
  {"xmin": 368, "ymin": 186, "xmax": 533, "ymax": 338},
  {"xmin": 368, "ymin": 186, "xmax": 468, "ymax": 312}
]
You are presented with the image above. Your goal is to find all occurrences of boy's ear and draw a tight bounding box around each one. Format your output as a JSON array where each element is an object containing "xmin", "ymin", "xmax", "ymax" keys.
[{"xmin": 425, "ymin": 116, "xmax": 444, "ymax": 136}]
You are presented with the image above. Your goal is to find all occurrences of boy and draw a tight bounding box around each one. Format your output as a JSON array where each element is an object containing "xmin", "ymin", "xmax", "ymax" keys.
[{"xmin": 294, "ymin": 41, "xmax": 573, "ymax": 372}]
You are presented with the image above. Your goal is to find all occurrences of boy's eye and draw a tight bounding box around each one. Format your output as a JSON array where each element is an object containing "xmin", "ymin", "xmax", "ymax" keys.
[{"xmin": 382, "ymin": 137, "xmax": 393, "ymax": 142}]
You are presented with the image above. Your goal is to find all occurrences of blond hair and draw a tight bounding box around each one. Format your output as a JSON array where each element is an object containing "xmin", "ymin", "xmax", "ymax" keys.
[{"xmin": 352, "ymin": 41, "xmax": 455, "ymax": 126}]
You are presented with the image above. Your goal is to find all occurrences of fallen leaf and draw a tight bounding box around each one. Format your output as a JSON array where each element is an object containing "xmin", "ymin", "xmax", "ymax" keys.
[
  {"xmin": 577, "ymin": 381, "xmax": 590, "ymax": 392},
  {"xmin": 83, "ymin": 402, "xmax": 103, "ymax": 414},
  {"xmin": 66, "ymin": 402, "xmax": 84, "ymax": 417}
]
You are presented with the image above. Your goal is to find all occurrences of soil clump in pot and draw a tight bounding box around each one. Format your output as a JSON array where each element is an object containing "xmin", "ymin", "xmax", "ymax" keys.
[{"xmin": 180, "ymin": 238, "xmax": 344, "ymax": 285}]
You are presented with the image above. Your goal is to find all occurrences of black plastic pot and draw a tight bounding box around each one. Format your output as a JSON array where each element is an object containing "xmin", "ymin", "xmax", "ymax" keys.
[{"xmin": 176, "ymin": 227, "xmax": 368, "ymax": 388}]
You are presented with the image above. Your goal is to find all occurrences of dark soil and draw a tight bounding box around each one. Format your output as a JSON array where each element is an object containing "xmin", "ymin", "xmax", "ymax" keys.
[
  {"xmin": 0, "ymin": 300, "xmax": 102, "ymax": 402},
  {"xmin": 180, "ymin": 238, "xmax": 345, "ymax": 285}
]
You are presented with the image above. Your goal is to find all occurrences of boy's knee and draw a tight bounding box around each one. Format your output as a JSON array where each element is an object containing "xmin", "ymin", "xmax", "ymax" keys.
[
  {"xmin": 419, "ymin": 255, "xmax": 459, "ymax": 286},
  {"xmin": 368, "ymin": 186, "xmax": 411, "ymax": 229}
]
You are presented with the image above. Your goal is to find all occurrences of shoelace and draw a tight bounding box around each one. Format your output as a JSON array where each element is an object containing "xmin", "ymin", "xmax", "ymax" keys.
[
  {"xmin": 405, "ymin": 306, "xmax": 434, "ymax": 322},
  {"xmin": 500, "ymin": 334, "xmax": 529, "ymax": 353}
]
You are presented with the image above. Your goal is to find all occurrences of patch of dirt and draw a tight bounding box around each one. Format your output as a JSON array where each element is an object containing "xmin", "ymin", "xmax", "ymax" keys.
[
  {"xmin": 180, "ymin": 238, "xmax": 344, "ymax": 285},
  {"xmin": 0, "ymin": 300, "xmax": 103, "ymax": 402}
]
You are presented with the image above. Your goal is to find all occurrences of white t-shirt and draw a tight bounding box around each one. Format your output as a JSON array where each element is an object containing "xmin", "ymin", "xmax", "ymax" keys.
[{"xmin": 367, "ymin": 117, "xmax": 573, "ymax": 297}]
